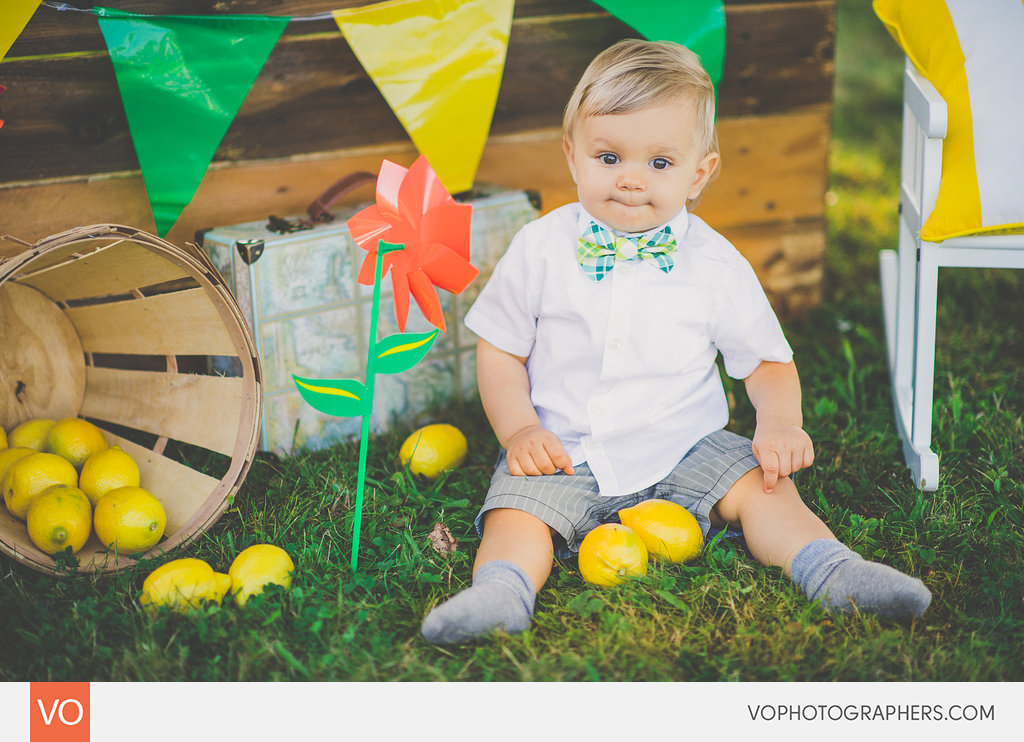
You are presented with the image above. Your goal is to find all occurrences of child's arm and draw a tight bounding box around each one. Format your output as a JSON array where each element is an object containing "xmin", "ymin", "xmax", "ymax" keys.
[
  {"xmin": 742, "ymin": 360, "xmax": 814, "ymax": 494},
  {"xmin": 477, "ymin": 338, "xmax": 575, "ymax": 476}
]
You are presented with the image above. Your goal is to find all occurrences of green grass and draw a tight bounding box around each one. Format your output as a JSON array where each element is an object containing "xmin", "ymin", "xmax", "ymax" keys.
[{"xmin": 2, "ymin": 0, "xmax": 1023, "ymax": 682}]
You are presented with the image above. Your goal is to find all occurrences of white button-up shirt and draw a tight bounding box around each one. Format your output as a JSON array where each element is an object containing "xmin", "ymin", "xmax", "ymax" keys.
[{"xmin": 464, "ymin": 203, "xmax": 793, "ymax": 497}]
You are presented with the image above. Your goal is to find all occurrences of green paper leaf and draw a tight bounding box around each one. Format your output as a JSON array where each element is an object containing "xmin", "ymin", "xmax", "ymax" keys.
[
  {"xmin": 293, "ymin": 375, "xmax": 370, "ymax": 418},
  {"xmin": 96, "ymin": 9, "xmax": 288, "ymax": 236},
  {"xmin": 374, "ymin": 329, "xmax": 439, "ymax": 375},
  {"xmin": 591, "ymin": 0, "xmax": 726, "ymax": 89}
]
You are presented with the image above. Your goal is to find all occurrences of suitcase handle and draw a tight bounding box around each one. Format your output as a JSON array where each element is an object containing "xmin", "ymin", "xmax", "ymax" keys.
[{"xmin": 306, "ymin": 171, "xmax": 377, "ymax": 223}]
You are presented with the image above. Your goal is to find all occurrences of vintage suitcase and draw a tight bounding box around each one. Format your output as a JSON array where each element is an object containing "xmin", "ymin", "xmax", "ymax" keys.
[{"xmin": 199, "ymin": 181, "xmax": 539, "ymax": 456}]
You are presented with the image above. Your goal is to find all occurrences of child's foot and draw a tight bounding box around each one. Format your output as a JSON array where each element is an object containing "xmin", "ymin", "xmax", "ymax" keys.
[
  {"xmin": 791, "ymin": 538, "xmax": 931, "ymax": 620},
  {"xmin": 421, "ymin": 560, "xmax": 535, "ymax": 645}
]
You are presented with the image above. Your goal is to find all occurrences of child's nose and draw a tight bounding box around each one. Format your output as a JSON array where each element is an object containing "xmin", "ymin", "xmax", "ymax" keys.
[{"xmin": 617, "ymin": 169, "xmax": 645, "ymax": 191}]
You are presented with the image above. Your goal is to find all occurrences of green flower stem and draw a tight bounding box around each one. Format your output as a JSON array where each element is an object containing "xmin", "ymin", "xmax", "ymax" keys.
[{"xmin": 351, "ymin": 241, "xmax": 404, "ymax": 572}]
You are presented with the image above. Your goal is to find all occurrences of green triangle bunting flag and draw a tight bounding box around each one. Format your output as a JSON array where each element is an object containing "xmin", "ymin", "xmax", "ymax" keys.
[
  {"xmin": 97, "ymin": 8, "xmax": 288, "ymax": 236},
  {"xmin": 592, "ymin": 0, "xmax": 726, "ymax": 89}
]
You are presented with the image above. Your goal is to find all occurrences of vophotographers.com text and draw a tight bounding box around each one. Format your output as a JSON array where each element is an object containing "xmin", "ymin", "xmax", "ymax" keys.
[{"xmin": 748, "ymin": 703, "xmax": 995, "ymax": 723}]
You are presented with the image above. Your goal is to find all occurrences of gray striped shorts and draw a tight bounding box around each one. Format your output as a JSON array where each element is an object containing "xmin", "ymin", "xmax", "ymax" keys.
[{"xmin": 474, "ymin": 429, "xmax": 760, "ymax": 560}]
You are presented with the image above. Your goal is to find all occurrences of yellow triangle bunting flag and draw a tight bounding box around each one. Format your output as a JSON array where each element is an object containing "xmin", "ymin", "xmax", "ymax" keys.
[
  {"xmin": 1, "ymin": 0, "xmax": 40, "ymax": 62},
  {"xmin": 333, "ymin": 0, "xmax": 514, "ymax": 194}
]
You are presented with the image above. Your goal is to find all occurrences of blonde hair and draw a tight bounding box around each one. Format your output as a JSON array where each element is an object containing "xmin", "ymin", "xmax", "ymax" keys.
[{"xmin": 563, "ymin": 39, "xmax": 719, "ymax": 160}]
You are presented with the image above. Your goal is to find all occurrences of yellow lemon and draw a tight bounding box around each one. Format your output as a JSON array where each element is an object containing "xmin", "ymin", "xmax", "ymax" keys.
[
  {"xmin": 228, "ymin": 544, "xmax": 295, "ymax": 605},
  {"xmin": 0, "ymin": 426, "xmax": 6, "ymax": 450},
  {"xmin": 93, "ymin": 486, "xmax": 166, "ymax": 554},
  {"xmin": 26, "ymin": 484, "xmax": 92, "ymax": 555},
  {"xmin": 79, "ymin": 446, "xmax": 141, "ymax": 507},
  {"xmin": 8, "ymin": 419, "xmax": 56, "ymax": 451},
  {"xmin": 618, "ymin": 498, "xmax": 705, "ymax": 563},
  {"xmin": 0, "ymin": 447, "xmax": 34, "ymax": 486},
  {"xmin": 47, "ymin": 417, "xmax": 109, "ymax": 470},
  {"xmin": 2, "ymin": 451, "xmax": 78, "ymax": 521},
  {"xmin": 399, "ymin": 423, "xmax": 468, "ymax": 479},
  {"xmin": 578, "ymin": 523, "xmax": 649, "ymax": 587},
  {"xmin": 140, "ymin": 558, "xmax": 231, "ymax": 612}
]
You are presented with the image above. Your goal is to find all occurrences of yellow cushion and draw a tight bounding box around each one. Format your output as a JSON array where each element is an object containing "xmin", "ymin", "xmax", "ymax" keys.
[{"xmin": 874, "ymin": 0, "xmax": 1024, "ymax": 241}]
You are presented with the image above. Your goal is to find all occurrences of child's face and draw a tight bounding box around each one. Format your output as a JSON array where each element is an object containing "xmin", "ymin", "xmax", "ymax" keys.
[{"xmin": 563, "ymin": 96, "xmax": 719, "ymax": 233}]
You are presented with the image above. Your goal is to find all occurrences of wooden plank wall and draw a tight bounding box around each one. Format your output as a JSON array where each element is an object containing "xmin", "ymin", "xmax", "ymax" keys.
[{"xmin": 0, "ymin": 0, "xmax": 836, "ymax": 319}]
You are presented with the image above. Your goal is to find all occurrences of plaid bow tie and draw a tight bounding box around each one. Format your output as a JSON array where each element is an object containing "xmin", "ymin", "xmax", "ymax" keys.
[{"xmin": 577, "ymin": 222, "xmax": 676, "ymax": 281}]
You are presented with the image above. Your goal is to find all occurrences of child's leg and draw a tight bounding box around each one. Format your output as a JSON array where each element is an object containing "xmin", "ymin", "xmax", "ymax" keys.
[
  {"xmin": 713, "ymin": 469, "xmax": 931, "ymax": 619},
  {"xmin": 421, "ymin": 508, "xmax": 554, "ymax": 645},
  {"xmin": 472, "ymin": 507, "xmax": 555, "ymax": 588},
  {"xmin": 712, "ymin": 469, "xmax": 834, "ymax": 573}
]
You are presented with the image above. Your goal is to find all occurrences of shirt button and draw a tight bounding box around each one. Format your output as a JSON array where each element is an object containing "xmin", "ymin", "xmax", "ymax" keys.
[{"xmin": 608, "ymin": 338, "xmax": 622, "ymax": 351}]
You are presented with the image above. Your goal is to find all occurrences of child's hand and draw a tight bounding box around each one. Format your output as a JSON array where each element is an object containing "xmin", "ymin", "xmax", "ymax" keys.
[
  {"xmin": 505, "ymin": 425, "xmax": 576, "ymax": 476},
  {"xmin": 751, "ymin": 422, "xmax": 814, "ymax": 494}
]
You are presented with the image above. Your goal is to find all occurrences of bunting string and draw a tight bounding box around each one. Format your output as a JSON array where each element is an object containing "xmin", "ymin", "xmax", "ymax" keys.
[{"xmin": 42, "ymin": 2, "xmax": 337, "ymax": 22}]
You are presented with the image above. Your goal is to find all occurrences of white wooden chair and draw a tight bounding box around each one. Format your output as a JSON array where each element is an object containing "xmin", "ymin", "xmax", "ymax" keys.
[{"xmin": 880, "ymin": 59, "xmax": 1024, "ymax": 490}]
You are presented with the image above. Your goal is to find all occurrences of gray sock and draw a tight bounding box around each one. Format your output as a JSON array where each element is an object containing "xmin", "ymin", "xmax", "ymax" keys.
[
  {"xmin": 791, "ymin": 538, "xmax": 931, "ymax": 620},
  {"xmin": 421, "ymin": 560, "xmax": 536, "ymax": 645}
]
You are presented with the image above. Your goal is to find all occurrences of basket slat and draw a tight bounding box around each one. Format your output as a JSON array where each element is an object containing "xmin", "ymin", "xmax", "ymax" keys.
[
  {"xmin": 103, "ymin": 433, "xmax": 221, "ymax": 537},
  {"xmin": 82, "ymin": 366, "xmax": 244, "ymax": 456},
  {"xmin": 16, "ymin": 241, "xmax": 191, "ymax": 303},
  {"xmin": 65, "ymin": 287, "xmax": 237, "ymax": 355},
  {"xmin": 0, "ymin": 508, "xmax": 39, "ymax": 561}
]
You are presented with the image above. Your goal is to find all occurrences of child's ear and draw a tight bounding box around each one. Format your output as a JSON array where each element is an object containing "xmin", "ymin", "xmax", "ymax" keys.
[
  {"xmin": 562, "ymin": 134, "xmax": 579, "ymax": 184},
  {"xmin": 688, "ymin": 152, "xmax": 721, "ymax": 200}
]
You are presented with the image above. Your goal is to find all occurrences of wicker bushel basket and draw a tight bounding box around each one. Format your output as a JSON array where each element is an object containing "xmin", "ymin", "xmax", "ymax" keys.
[{"xmin": 0, "ymin": 225, "xmax": 262, "ymax": 574}]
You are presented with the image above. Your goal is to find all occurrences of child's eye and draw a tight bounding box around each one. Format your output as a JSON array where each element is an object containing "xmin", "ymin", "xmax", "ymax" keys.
[
  {"xmin": 650, "ymin": 157, "xmax": 671, "ymax": 170},
  {"xmin": 599, "ymin": 153, "xmax": 620, "ymax": 165}
]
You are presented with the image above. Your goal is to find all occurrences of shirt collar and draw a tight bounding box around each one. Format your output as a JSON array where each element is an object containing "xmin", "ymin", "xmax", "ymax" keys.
[{"xmin": 576, "ymin": 205, "xmax": 690, "ymax": 241}]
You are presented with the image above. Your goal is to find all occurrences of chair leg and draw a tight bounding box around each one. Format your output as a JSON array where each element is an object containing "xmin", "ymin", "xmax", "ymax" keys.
[
  {"xmin": 881, "ymin": 237, "xmax": 941, "ymax": 490},
  {"xmin": 893, "ymin": 219, "xmax": 919, "ymax": 397},
  {"xmin": 907, "ymin": 244, "xmax": 940, "ymax": 490}
]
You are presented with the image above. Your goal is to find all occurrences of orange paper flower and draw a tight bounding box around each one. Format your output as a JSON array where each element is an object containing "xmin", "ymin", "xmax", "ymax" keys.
[{"xmin": 346, "ymin": 156, "xmax": 478, "ymax": 331}]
